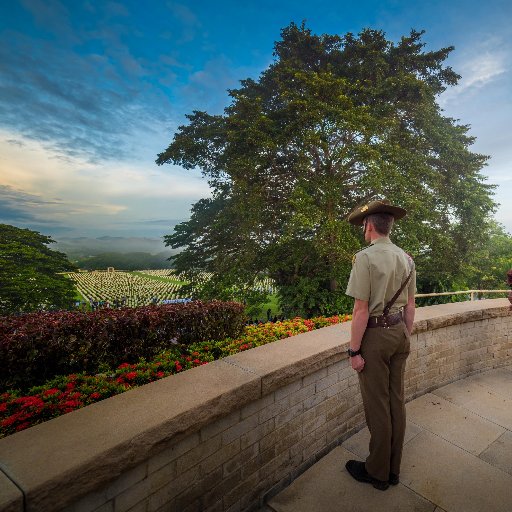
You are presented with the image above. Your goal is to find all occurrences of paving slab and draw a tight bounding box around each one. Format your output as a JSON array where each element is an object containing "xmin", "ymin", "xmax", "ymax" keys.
[
  {"xmin": 400, "ymin": 430, "xmax": 512, "ymax": 512},
  {"xmin": 405, "ymin": 393, "xmax": 505, "ymax": 455},
  {"xmin": 461, "ymin": 368, "xmax": 512, "ymax": 399},
  {"xmin": 342, "ymin": 422, "xmax": 423, "ymax": 460},
  {"xmin": 478, "ymin": 430, "xmax": 512, "ymax": 475},
  {"xmin": 432, "ymin": 379, "xmax": 512, "ymax": 430},
  {"xmin": 267, "ymin": 445, "xmax": 436, "ymax": 512}
]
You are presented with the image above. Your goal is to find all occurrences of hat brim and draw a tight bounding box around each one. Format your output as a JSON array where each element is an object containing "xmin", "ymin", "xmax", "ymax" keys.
[{"xmin": 348, "ymin": 204, "xmax": 407, "ymax": 226}]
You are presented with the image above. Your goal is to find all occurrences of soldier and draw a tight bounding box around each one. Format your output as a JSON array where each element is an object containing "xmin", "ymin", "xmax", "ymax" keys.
[{"xmin": 344, "ymin": 199, "xmax": 416, "ymax": 491}]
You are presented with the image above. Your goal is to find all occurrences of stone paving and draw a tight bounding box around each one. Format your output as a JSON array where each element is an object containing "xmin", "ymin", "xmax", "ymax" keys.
[{"xmin": 264, "ymin": 365, "xmax": 512, "ymax": 512}]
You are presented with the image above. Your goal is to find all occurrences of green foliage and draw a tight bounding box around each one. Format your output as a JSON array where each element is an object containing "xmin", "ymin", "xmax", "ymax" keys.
[
  {"xmin": 157, "ymin": 23, "xmax": 496, "ymax": 317},
  {"xmin": 0, "ymin": 224, "xmax": 77, "ymax": 315}
]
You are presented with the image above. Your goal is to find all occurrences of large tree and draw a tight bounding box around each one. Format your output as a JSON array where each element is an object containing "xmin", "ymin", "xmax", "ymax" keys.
[
  {"xmin": 157, "ymin": 23, "xmax": 496, "ymax": 317},
  {"xmin": 0, "ymin": 224, "xmax": 77, "ymax": 315}
]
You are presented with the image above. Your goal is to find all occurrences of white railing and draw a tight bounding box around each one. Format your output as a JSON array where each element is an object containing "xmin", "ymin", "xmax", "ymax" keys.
[{"xmin": 415, "ymin": 289, "xmax": 510, "ymax": 301}]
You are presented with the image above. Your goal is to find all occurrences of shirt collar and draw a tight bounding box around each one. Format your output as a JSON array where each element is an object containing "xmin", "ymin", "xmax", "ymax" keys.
[{"xmin": 370, "ymin": 236, "xmax": 392, "ymax": 245}]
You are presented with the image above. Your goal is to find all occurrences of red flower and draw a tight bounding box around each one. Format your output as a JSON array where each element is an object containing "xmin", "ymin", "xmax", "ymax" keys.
[
  {"xmin": 118, "ymin": 362, "xmax": 130, "ymax": 369},
  {"xmin": 193, "ymin": 359, "xmax": 200, "ymax": 364},
  {"xmin": 16, "ymin": 422, "xmax": 30, "ymax": 432},
  {"xmin": 156, "ymin": 371, "xmax": 164, "ymax": 378},
  {"xmin": 15, "ymin": 396, "xmax": 45, "ymax": 409},
  {"xmin": 43, "ymin": 388, "xmax": 59, "ymax": 397},
  {"xmin": 0, "ymin": 402, "xmax": 7, "ymax": 413},
  {"xmin": 90, "ymin": 392, "xmax": 101, "ymax": 400},
  {"xmin": 124, "ymin": 372, "xmax": 137, "ymax": 380}
]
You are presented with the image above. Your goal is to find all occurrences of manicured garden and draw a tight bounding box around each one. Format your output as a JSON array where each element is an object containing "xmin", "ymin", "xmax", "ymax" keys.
[{"xmin": 0, "ymin": 305, "xmax": 350, "ymax": 439}]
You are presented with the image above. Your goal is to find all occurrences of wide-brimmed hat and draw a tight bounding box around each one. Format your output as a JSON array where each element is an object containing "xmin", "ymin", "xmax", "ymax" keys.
[{"xmin": 347, "ymin": 199, "xmax": 407, "ymax": 226}]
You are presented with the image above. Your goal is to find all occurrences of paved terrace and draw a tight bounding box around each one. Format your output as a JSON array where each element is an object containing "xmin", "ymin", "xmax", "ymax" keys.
[{"xmin": 265, "ymin": 366, "xmax": 512, "ymax": 512}]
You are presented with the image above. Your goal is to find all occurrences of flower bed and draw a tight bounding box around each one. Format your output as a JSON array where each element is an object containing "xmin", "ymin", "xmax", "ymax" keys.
[{"xmin": 0, "ymin": 315, "xmax": 350, "ymax": 438}]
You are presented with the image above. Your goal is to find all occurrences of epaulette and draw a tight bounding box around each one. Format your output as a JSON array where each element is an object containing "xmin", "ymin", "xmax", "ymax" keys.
[{"xmin": 351, "ymin": 246, "xmax": 366, "ymax": 266}]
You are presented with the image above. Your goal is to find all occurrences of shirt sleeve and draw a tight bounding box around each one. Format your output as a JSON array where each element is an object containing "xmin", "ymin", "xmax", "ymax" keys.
[
  {"xmin": 346, "ymin": 252, "xmax": 371, "ymax": 301},
  {"xmin": 408, "ymin": 266, "xmax": 416, "ymax": 296}
]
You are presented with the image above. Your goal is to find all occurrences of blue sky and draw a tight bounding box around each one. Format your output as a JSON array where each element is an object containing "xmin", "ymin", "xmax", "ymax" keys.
[{"xmin": 0, "ymin": 0, "xmax": 511, "ymax": 243}]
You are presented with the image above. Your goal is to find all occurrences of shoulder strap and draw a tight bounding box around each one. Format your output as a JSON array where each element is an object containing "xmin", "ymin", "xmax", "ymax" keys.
[{"xmin": 383, "ymin": 267, "xmax": 413, "ymax": 316}]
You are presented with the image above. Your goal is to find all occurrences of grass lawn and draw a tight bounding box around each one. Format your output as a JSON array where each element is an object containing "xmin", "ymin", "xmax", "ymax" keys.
[{"xmin": 249, "ymin": 293, "xmax": 282, "ymax": 321}]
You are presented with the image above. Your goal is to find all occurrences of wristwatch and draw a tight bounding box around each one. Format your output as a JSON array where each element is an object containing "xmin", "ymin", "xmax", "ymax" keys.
[{"xmin": 347, "ymin": 348, "xmax": 361, "ymax": 357}]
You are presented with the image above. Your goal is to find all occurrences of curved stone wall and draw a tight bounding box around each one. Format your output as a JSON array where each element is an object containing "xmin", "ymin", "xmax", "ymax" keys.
[{"xmin": 0, "ymin": 299, "xmax": 510, "ymax": 512}]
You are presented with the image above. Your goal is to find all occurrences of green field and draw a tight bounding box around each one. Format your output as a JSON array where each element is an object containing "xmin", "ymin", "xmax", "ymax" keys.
[{"xmin": 66, "ymin": 269, "xmax": 280, "ymax": 319}]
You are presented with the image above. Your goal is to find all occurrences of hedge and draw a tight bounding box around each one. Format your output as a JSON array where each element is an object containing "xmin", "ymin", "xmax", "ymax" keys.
[{"xmin": 0, "ymin": 300, "xmax": 246, "ymax": 392}]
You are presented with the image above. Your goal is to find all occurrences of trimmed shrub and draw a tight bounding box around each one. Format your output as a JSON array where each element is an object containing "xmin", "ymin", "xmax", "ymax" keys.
[{"xmin": 0, "ymin": 300, "xmax": 245, "ymax": 392}]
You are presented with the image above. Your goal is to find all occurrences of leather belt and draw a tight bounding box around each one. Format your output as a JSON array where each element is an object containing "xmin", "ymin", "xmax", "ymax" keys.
[{"xmin": 367, "ymin": 310, "xmax": 403, "ymax": 328}]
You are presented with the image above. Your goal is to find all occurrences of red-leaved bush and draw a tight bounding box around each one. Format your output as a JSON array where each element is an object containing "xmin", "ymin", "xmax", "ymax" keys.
[{"xmin": 0, "ymin": 300, "xmax": 245, "ymax": 392}]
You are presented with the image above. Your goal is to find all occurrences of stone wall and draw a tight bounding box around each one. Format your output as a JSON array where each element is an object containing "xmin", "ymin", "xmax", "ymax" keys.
[{"xmin": 0, "ymin": 299, "xmax": 511, "ymax": 512}]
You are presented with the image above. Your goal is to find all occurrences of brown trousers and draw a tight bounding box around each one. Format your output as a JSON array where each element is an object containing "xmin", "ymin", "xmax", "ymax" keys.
[{"xmin": 358, "ymin": 321, "xmax": 410, "ymax": 482}]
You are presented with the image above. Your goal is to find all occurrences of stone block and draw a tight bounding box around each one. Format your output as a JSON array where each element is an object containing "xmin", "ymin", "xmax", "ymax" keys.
[
  {"xmin": 222, "ymin": 443, "xmax": 259, "ymax": 477},
  {"xmin": 274, "ymin": 380, "xmax": 302, "ymax": 401},
  {"xmin": 94, "ymin": 502, "xmax": 115, "ymax": 512},
  {"xmin": 260, "ymin": 418, "xmax": 302, "ymax": 453},
  {"xmin": 240, "ymin": 418, "xmax": 275, "ymax": 450},
  {"xmin": 288, "ymin": 383, "xmax": 316, "ymax": 407},
  {"xmin": 222, "ymin": 414, "xmax": 260, "ymax": 445},
  {"xmin": 240, "ymin": 393, "xmax": 275, "ymax": 420},
  {"xmin": 148, "ymin": 432, "xmax": 200, "ymax": 475},
  {"xmin": 302, "ymin": 367, "xmax": 328, "ymax": 387},
  {"xmin": 315, "ymin": 372, "xmax": 339, "ymax": 392},
  {"xmin": 201, "ymin": 410, "xmax": 240, "ymax": 442},
  {"xmin": 62, "ymin": 486, "xmax": 109, "ymax": 512},
  {"xmin": 303, "ymin": 388, "xmax": 328, "ymax": 411},
  {"xmin": 0, "ymin": 471, "xmax": 25, "ymax": 512},
  {"xmin": 303, "ymin": 413, "xmax": 327, "ymax": 437},
  {"xmin": 200, "ymin": 439, "xmax": 241, "ymax": 475},
  {"xmin": 241, "ymin": 446, "xmax": 276, "ymax": 480},
  {"xmin": 201, "ymin": 469, "xmax": 241, "ymax": 509},
  {"xmin": 275, "ymin": 402, "xmax": 304, "ymax": 429},
  {"xmin": 327, "ymin": 359, "xmax": 350, "ymax": 376},
  {"xmin": 107, "ymin": 464, "xmax": 148, "ymax": 501},
  {"xmin": 325, "ymin": 398, "xmax": 349, "ymax": 422},
  {"xmin": 114, "ymin": 478, "xmax": 150, "ymax": 512},
  {"xmin": 258, "ymin": 396, "xmax": 290, "ymax": 424},
  {"xmin": 176, "ymin": 435, "xmax": 222, "ymax": 474},
  {"xmin": 147, "ymin": 465, "xmax": 200, "ymax": 512},
  {"xmin": 148, "ymin": 461, "xmax": 177, "ymax": 494},
  {"xmin": 223, "ymin": 471, "xmax": 260, "ymax": 508},
  {"xmin": 174, "ymin": 466, "xmax": 222, "ymax": 511}
]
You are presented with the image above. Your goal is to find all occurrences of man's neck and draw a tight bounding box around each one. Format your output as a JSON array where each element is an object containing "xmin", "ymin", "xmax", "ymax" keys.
[{"xmin": 368, "ymin": 232, "xmax": 387, "ymax": 243}]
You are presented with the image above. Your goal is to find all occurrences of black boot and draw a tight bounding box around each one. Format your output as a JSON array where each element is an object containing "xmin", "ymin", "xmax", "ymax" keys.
[{"xmin": 345, "ymin": 460, "xmax": 389, "ymax": 491}]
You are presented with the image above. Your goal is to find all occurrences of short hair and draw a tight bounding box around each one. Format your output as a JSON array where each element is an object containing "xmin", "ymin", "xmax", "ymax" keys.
[{"xmin": 365, "ymin": 213, "xmax": 394, "ymax": 235}]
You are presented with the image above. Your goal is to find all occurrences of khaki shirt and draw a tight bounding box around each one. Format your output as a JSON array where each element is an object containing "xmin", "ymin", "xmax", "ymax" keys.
[{"xmin": 346, "ymin": 237, "xmax": 416, "ymax": 316}]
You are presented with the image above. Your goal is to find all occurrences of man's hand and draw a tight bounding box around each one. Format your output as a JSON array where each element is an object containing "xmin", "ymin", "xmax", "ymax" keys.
[{"xmin": 351, "ymin": 354, "xmax": 365, "ymax": 373}]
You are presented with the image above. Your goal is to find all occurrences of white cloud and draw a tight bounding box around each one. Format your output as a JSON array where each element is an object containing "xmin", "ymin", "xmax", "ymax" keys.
[
  {"xmin": 440, "ymin": 42, "xmax": 508, "ymax": 106},
  {"xmin": 0, "ymin": 129, "xmax": 211, "ymax": 234}
]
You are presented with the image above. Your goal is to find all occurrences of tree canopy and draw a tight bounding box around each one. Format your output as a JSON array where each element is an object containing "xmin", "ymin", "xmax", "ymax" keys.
[
  {"xmin": 157, "ymin": 23, "xmax": 497, "ymax": 317},
  {"xmin": 0, "ymin": 224, "xmax": 77, "ymax": 315}
]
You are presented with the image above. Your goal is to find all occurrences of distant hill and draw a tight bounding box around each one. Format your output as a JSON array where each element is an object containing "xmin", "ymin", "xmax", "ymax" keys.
[
  {"xmin": 75, "ymin": 251, "xmax": 175, "ymax": 270},
  {"xmin": 53, "ymin": 236, "xmax": 178, "ymax": 259}
]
